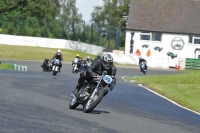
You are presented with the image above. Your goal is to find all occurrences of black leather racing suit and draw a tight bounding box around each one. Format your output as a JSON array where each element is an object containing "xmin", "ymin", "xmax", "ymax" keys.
[
  {"xmin": 42, "ymin": 58, "xmax": 51, "ymax": 70},
  {"xmin": 139, "ymin": 58, "xmax": 147, "ymax": 70},
  {"xmin": 76, "ymin": 59, "xmax": 117, "ymax": 95},
  {"xmin": 83, "ymin": 58, "xmax": 93, "ymax": 70}
]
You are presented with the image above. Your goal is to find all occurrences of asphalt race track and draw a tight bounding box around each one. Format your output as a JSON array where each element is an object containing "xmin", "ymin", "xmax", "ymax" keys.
[{"xmin": 0, "ymin": 60, "xmax": 200, "ymax": 133}]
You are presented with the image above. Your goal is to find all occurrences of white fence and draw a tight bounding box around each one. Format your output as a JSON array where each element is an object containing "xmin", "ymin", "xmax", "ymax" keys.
[{"xmin": 0, "ymin": 34, "xmax": 105, "ymax": 55}]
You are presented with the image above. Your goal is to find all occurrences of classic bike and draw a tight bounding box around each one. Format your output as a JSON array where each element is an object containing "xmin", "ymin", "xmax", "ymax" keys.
[
  {"xmin": 72, "ymin": 58, "xmax": 79, "ymax": 73},
  {"xmin": 41, "ymin": 59, "xmax": 52, "ymax": 72},
  {"xmin": 52, "ymin": 59, "xmax": 60, "ymax": 76},
  {"xmin": 140, "ymin": 61, "xmax": 147, "ymax": 74},
  {"xmin": 83, "ymin": 62, "xmax": 92, "ymax": 71},
  {"xmin": 69, "ymin": 71, "xmax": 112, "ymax": 113}
]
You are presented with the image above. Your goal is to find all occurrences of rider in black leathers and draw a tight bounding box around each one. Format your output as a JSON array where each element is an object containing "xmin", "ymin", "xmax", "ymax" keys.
[
  {"xmin": 93, "ymin": 54, "xmax": 101, "ymax": 62},
  {"xmin": 52, "ymin": 49, "xmax": 63, "ymax": 72},
  {"xmin": 73, "ymin": 54, "xmax": 117, "ymax": 96},
  {"xmin": 83, "ymin": 56, "xmax": 93, "ymax": 70},
  {"xmin": 139, "ymin": 56, "xmax": 147, "ymax": 71},
  {"xmin": 41, "ymin": 57, "xmax": 51, "ymax": 71}
]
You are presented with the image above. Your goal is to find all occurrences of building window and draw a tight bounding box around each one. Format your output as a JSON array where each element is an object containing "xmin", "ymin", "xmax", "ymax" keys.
[
  {"xmin": 152, "ymin": 32, "xmax": 162, "ymax": 41},
  {"xmin": 140, "ymin": 32, "xmax": 162, "ymax": 41},
  {"xmin": 188, "ymin": 35, "xmax": 200, "ymax": 44},
  {"xmin": 140, "ymin": 32, "xmax": 150, "ymax": 40},
  {"xmin": 194, "ymin": 36, "xmax": 200, "ymax": 44}
]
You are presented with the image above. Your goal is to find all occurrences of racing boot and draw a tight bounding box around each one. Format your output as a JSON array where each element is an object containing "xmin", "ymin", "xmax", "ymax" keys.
[{"xmin": 72, "ymin": 83, "xmax": 82, "ymax": 96}]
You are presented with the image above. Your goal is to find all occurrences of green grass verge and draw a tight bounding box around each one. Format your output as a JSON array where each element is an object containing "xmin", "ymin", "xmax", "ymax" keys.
[
  {"xmin": 0, "ymin": 44, "xmax": 129, "ymax": 66},
  {"xmin": 126, "ymin": 70, "xmax": 200, "ymax": 113},
  {"xmin": 0, "ymin": 63, "xmax": 14, "ymax": 70},
  {"xmin": 0, "ymin": 44, "xmax": 96, "ymax": 62}
]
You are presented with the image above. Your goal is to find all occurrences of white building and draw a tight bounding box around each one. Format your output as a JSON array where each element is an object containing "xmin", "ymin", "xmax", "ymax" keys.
[{"xmin": 124, "ymin": 0, "xmax": 200, "ymax": 68}]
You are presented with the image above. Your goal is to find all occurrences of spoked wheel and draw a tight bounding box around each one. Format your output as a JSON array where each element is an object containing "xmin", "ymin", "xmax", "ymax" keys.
[
  {"xmin": 83, "ymin": 88, "xmax": 104, "ymax": 113},
  {"xmin": 69, "ymin": 97, "xmax": 80, "ymax": 109}
]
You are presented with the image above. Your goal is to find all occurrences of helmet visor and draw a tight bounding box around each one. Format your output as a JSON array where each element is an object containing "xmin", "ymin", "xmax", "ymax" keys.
[{"xmin": 103, "ymin": 61, "xmax": 112, "ymax": 68}]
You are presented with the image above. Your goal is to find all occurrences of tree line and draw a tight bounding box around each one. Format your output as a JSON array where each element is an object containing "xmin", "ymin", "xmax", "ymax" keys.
[{"xmin": 0, "ymin": 0, "xmax": 130, "ymax": 49}]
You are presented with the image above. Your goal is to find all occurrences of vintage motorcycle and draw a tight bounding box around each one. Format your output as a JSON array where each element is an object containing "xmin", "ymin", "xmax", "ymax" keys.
[
  {"xmin": 52, "ymin": 59, "xmax": 60, "ymax": 76},
  {"xmin": 41, "ymin": 58, "xmax": 52, "ymax": 72},
  {"xmin": 83, "ymin": 62, "xmax": 92, "ymax": 71},
  {"xmin": 72, "ymin": 58, "xmax": 79, "ymax": 73},
  {"xmin": 140, "ymin": 61, "xmax": 147, "ymax": 74},
  {"xmin": 69, "ymin": 71, "xmax": 112, "ymax": 113}
]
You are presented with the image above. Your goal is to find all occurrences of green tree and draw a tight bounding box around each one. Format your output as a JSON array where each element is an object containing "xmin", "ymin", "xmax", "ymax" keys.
[
  {"xmin": 58, "ymin": 0, "xmax": 83, "ymax": 40},
  {"xmin": 91, "ymin": 0, "xmax": 130, "ymax": 47}
]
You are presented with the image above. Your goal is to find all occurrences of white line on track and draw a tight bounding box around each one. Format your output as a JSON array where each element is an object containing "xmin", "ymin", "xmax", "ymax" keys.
[{"xmin": 121, "ymin": 76, "xmax": 127, "ymax": 82}]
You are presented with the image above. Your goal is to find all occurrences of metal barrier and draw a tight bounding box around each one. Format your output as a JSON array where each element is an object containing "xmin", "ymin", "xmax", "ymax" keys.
[{"xmin": 185, "ymin": 58, "xmax": 200, "ymax": 70}]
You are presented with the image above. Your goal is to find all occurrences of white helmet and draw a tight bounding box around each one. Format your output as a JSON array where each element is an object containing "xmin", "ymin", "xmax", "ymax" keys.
[{"xmin": 57, "ymin": 49, "xmax": 61, "ymax": 55}]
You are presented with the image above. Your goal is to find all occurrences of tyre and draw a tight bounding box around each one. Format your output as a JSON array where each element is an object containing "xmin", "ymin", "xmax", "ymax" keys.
[
  {"xmin": 69, "ymin": 97, "xmax": 80, "ymax": 109},
  {"xmin": 83, "ymin": 88, "xmax": 104, "ymax": 113},
  {"xmin": 53, "ymin": 71, "xmax": 57, "ymax": 76},
  {"xmin": 143, "ymin": 70, "xmax": 146, "ymax": 74}
]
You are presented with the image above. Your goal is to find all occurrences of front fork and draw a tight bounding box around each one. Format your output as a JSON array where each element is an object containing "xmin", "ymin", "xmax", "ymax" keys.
[{"xmin": 90, "ymin": 85, "xmax": 108, "ymax": 100}]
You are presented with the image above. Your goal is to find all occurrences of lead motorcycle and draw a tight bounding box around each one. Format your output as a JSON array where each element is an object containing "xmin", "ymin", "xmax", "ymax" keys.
[
  {"xmin": 52, "ymin": 59, "xmax": 60, "ymax": 76},
  {"xmin": 69, "ymin": 71, "xmax": 112, "ymax": 113},
  {"xmin": 140, "ymin": 61, "xmax": 147, "ymax": 74}
]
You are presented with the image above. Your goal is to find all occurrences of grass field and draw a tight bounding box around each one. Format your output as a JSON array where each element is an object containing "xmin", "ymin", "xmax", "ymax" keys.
[
  {"xmin": 126, "ymin": 70, "xmax": 200, "ymax": 113},
  {"xmin": 0, "ymin": 63, "xmax": 14, "ymax": 70},
  {"xmin": 0, "ymin": 44, "xmax": 96, "ymax": 62}
]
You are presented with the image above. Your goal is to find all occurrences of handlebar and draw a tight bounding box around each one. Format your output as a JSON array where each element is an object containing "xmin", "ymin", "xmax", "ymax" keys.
[{"xmin": 92, "ymin": 75, "xmax": 102, "ymax": 78}]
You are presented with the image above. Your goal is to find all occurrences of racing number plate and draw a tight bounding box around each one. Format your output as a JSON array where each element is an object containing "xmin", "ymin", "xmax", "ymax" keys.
[{"xmin": 103, "ymin": 75, "xmax": 113, "ymax": 84}]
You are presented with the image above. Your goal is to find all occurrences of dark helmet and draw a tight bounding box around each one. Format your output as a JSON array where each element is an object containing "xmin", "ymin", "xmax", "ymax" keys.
[
  {"xmin": 97, "ymin": 54, "xmax": 101, "ymax": 59},
  {"xmin": 102, "ymin": 54, "xmax": 113, "ymax": 70}
]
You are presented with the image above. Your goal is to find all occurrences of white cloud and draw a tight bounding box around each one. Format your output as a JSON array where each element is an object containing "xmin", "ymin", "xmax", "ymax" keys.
[{"xmin": 76, "ymin": 0, "xmax": 103, "ymax": 22}]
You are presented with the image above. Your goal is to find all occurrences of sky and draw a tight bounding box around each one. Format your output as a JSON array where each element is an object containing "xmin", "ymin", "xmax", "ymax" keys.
[{"xmin": 76, "ymin": 0, "xmax": 104, "ymax": 22}]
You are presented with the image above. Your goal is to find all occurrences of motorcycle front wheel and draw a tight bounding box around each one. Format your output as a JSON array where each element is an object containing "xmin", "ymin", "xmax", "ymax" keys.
[
  {"xmin": 69, "ymin": 97, "xmax": 79, "ymax": 109},
  {"xmin": 53, "ymin": 71, "xmax": 57, "ymax": 75},
  {"xmin": 83, "ymin": 88, "xmax": 104, "ymax": 113}
]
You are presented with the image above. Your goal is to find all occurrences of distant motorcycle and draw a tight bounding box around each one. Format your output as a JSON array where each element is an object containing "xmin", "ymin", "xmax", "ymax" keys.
[
  {"xmin": 72, "ymin": 58, "xmax": 79, "ymax": 73},
  {"xmin": 52, "ymin": 59, "xmax": 60, "ymax": 76},
  {"xmin": 83, "ymin": 62, "xmax": 92, "ymax": 71},
  {"xmin": 41, "ymin": 59, "xmax": 52, "ymax": 72},
  {"xmin": 69, "ymin": 71, "xmax": 112, "ymax": 113},
  {"xmin": 140, "ymin": 61, "xmax": 147, "ymax": 74}
]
